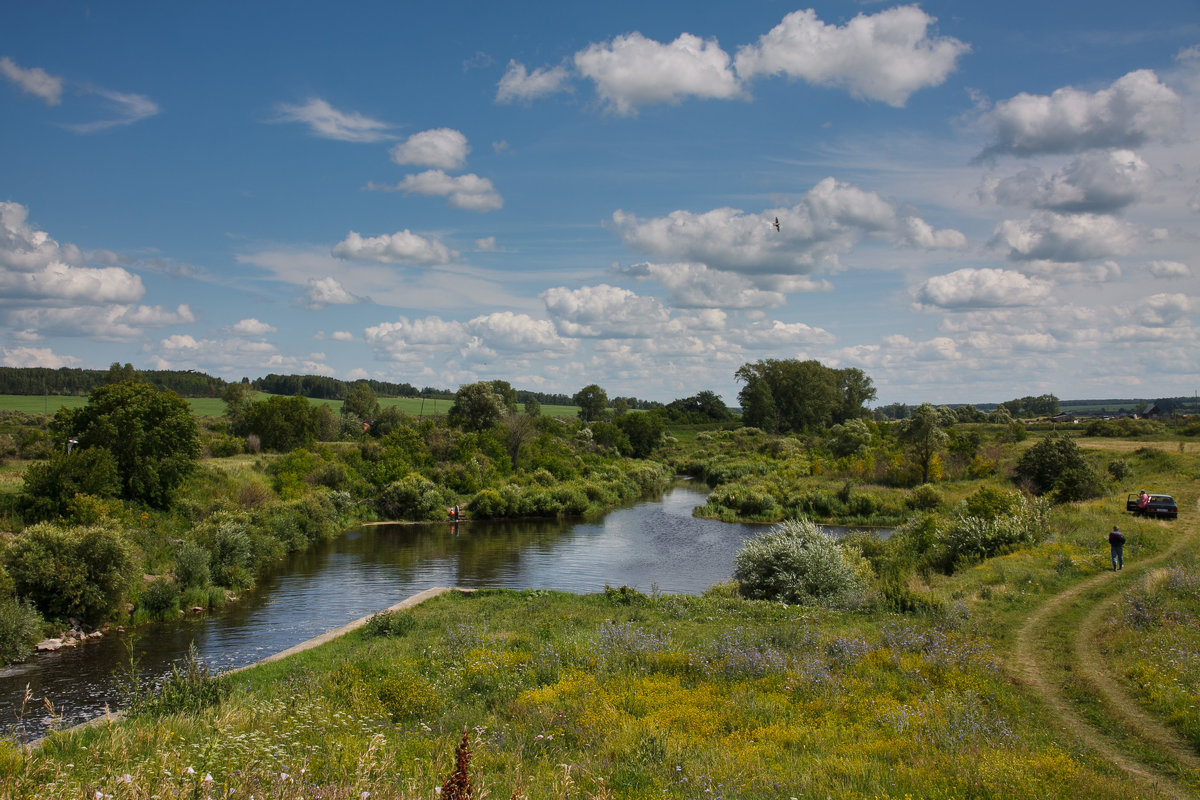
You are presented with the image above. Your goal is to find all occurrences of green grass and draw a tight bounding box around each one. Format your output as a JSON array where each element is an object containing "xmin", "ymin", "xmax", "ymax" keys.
[
  {"xmin": 0, "ymin": 394, "xmax": 581, "ymax": 419},
  {"xmin": 1, "ymin": 589, "xmax": 1142, "ymax": 799}
]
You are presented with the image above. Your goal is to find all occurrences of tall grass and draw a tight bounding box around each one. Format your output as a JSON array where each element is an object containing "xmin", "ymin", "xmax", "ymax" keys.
[{"xmin": 0, "ymin": 589, "xmax": 1155, "ymax": 799}]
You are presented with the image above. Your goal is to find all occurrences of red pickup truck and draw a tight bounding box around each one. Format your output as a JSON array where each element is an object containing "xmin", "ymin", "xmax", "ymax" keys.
[{"xmin": 1126, "ymin": 493, "xmax": 1178, "ymax": 519}]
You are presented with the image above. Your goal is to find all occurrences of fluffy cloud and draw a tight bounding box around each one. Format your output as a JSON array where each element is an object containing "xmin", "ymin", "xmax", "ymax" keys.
[
  {"xmin": 7, "ymin": 304, "xmax": 191, "ymax": 341},
  {"xmin": 979, "ymin": 150, "xmax": 1156, "ymax": 212},
  {"xmin": 231, "ymin": 318, "xmax": 276, "ymax": 336},
  {"xmin": 620, "ymin": 261, "xmax": 786, "ymax": 308},
  {"xmin": 304, "ymin": 276, "xmax": 366, "ymax": 308},
  {"xmin": 1148, "ymin": 260, "xmax": 1191, "ymax": 279},
  {"xmin": 1, "ymin": 346, "xmax": 80, "ymax": 368},
  {"xmin": 574, "ymin": 32, "xmax": 742, "ymax": 115},
  {"xmin": 389, "ymin": 128, "xmax": 470, "ymax": 170},
  {"xmin": 273, "ymin": 98, "xmax": 395, "ymax": 143},
  {"xmin": 734, "ymin": 6, "xmax": 969, "ymax": 107},
  {"xmin": 541, "ymin": 284, "xmax": 671, "ymax": 337},
  {"xmin": 465, "ymin": 311, "xmax": 576, "ymax": 352},
  {"xmin": 377, "ymin": 170, "xmax": 504, "ymax": 212},
  {"xmin": 0, "ymin": 201, "xmax": 83, "ymax": 270},
  {"xmin": 0, "ymin": 201, "xmax": 145, "ymax": 305},
  {"xmin": 740, "ymin": 319, "xmax": 836, "ymax": 347},
  {"xmin": 612, "ymin": 177, "xmax": 963, "ymax": 275},
  {"xmin": 977, "ymin": 70, "xmax": 1181, "ymax": 159},
  {"xmin": 991, "ymin": 211, "xmax": 1139, "ymax": 263},
  {"xmin": 363, "ymin": 315, "xmax": 471, "ymax": 363},
  {"xmin": 0, "ymin": 56, "xmax": 63, "ymax": 105},
  {"xmin": 496, "ymin": 60, "xmax": 573, "ymax": 104},
  {"xmin": 915, "ymin": 268, "xmax": 1053, "ymax": 309},
  {"xmin": 332, "ymin": 230, "xmax": 458, "ymax": 265},
  {"xmin": 1133, "ymin": 293, "xmax": 1192, "ymax": 327}
]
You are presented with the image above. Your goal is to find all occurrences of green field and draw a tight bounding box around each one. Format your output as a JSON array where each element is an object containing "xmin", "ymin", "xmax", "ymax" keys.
[{"xmin": 0, "ymin": 394, "xmax": 581, "ymax": 419}]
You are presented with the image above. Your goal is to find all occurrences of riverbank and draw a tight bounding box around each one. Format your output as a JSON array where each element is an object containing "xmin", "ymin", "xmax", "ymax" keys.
[{"xmin": 2, "ymin": 577, "xmax": 1188, "ymax": 800}]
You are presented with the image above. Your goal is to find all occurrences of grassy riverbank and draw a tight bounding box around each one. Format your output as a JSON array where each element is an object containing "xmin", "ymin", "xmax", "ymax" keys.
[{"xmin": 0, "ymin": 589, "xmax": 1140, "ymax": 799}]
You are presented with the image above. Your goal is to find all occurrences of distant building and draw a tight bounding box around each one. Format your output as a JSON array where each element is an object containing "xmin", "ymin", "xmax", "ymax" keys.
[
  {"xmin": 1049, "ymin": 412, "xmax": 1075, "ymax": 424},
  {"xmin": 1137, "ymin": 404, "xmax": 1161, "ymax": 419}
]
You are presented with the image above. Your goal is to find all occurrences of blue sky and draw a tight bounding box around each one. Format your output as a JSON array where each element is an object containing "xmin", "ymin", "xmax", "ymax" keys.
[{"xmin": 2, "ymin": 2, "xmax": 1198, "ymax": 407}]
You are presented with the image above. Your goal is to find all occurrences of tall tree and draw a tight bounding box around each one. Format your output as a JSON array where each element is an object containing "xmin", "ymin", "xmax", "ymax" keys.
[
  {"xmin": 898, "ymin": 403, "xmax": 948, "ymax": 484},
  {"xmin": 736, "ymin": 359, "xmax": 871, "ymax": 433},
  {"xmin": 343, "ymin": 381, "xmax": 380, "ymax": 419},
  {"xmin": 53, "ymin": 382, "xmax": 200, "ymax": 508},
  {"xmin": 573, "ymin": 384, "xmax": 608, "ymax": 423},
  {"xmin": 448, "ymin": 382, "xmax": 506, "ymax": 432}
]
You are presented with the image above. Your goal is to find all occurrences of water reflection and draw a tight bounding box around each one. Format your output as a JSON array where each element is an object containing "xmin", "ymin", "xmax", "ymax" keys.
[{"xmin": 1, "ymin": 483, "xmax": 758, "ymax": 740}]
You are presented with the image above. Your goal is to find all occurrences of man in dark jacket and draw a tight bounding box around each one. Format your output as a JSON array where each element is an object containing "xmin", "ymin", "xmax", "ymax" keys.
[{"xmin": 1108, "ymin": 525, "xmax": 1126, "ymax": 571}]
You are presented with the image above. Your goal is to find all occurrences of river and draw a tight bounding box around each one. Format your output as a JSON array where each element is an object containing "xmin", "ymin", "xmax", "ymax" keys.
[{"xmin": 1, "ymin": 482, "xmax": 762, "ymax": 740}]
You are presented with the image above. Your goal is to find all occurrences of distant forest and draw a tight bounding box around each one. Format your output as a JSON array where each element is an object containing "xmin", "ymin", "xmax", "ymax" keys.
[
  {"xmin": 0, "ymin": 366, "xmax": 661, "ymax": 410},
  {"xmin": 0, "ymin": 365, "xmax": 1191, "ymax": 416}
]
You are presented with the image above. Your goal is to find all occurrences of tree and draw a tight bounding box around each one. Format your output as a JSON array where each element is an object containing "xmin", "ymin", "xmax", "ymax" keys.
[
  {"xmin": 665, "ymin": 390, "xmax": 733, "ymax": 424},
  {"xmin": 573, "ymin": 384, "xmax": 608, "ymax": 423},
  {"xmin": 221, "ymin": 381, "xmax": 254, "ymax": 424},
  {"xmin": 898, "ymin": 403, "xmax": 948, "ymax": 484},
  {"xmin": 616, "ymin": 411, "xmax": 666, "ymax": 458},
  {"xmin": 236, "ymin": 395, "xmax": 324, "ymax": 452},
  {"xmin": 448, "ymin": 382, "xmax": 506, "ymax": 432},
  {"xmin": 53, "ymin": 382, "xmax": 200, "ymax": 508},
  {"xmin": 20, "ymin": 448, "xmax": 121, "ymax": 520},
  {"xmin": 1014, "ymin": 434, "xmax": 1100, "ymax": 499},
  {"xmin": 736, "ymin": 359, "xmax": 871, "ymax": 434},
  {"xmin": 343, "ymin": 381, "xmax": 380, "ymax": 419}
]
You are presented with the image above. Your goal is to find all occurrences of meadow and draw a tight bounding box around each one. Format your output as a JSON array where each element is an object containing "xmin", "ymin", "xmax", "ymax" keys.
[
  {"xmin": 0, "ymin": 394, "xmax": 582, "ymax": 420},
  {"xmin": 1, "ymin": 401, "xmax": 1197, "ymax": 798}
]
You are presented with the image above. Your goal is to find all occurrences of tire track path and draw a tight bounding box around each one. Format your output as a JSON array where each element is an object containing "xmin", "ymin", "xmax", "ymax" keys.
[{"xmin": 1011, "ymin": 508, "xmax": 1200, "ymax": 799}]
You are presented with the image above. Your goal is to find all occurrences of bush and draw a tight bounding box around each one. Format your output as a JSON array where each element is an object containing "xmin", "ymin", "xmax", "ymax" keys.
[
  {"xmin": 19, "ymin": 448, "xmax": 121, "ymax": 521},
  {"xmin": 378, "ymin": 473, "xmax": 451, "ymax": 521},
  {"xmin": 140, "ymin": 578, "xmax": 180, "ymax": 620},
  {"xmin": 733, "ymin": 517, "xmax": 867, "ymax": 607},
  {"xmin": 0, "ymin": 595, "xmax": 42, "ymax": 664},
  {"xmin": 364, "ymin": 610, "xmax": 417, "ymax": 637},
  {"xmin": 3, "ymin": 522, "xmax": 137, "ymax": 624},
  {"xmin": 935, "ymin": 494, "xmax": 1050, "ymax": 572},
  {"xmin": 1013, "ymin": 435, "xmax": 1101, "ymax": 499},
  {"xmin": 906, "ymin": 484, "xmax": 942, "ymax": 511},
  {"xmin": 174, "ymin": 542, "xmax": 211, "ymax": 589}
]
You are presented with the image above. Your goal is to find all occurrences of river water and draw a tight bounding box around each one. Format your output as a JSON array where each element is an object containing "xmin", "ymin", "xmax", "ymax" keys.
[{"xmin": 1, "ymin": 483, "xmax": 761, "ymax": 740}]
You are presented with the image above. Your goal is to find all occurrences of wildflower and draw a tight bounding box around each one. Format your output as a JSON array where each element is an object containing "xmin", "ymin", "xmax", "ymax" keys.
[
  {"xmin": 204, "ymin": 773, "xmax": 214, "ymax": 783},
  {"xmin": 186, "ymin": 767, "xmax": 196, "ymax": 775}
]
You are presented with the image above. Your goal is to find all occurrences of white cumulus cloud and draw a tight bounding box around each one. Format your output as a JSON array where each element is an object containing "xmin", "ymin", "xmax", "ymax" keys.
[
  {"xmin": 386, "ymin": 170, "xmax": 503, "ymax": 212},
  {"xmin": 304, "ymin": 276, "xmax": 366, "ymax": 308},
  {"xmin": 991, "ymin": 211, "xmax": 1139, "ymax": 263},
  {"xmin": 496, "ymin": 60, "xmax": 573, "ymax": 104},
  {"xmin": 1, "ymin": 346, "xmax": 80, "ymax": 368},
  {"xmin": 574, "ymin": 32, "xmax": 742, "ymax": 115},
  {"xmin": 978, "ymin": 70, "xmax": 1182, "ymax": 159},
  {"xmin": 979, "ymin": 150, "xmax": 1156, "ymax": 212},
  {"xmin": 734, "ymin": 5, "xmax": 969, "ymax": 107},
  {"xmin": 612, "ymin": 177, "xmax": 963, "ymax": 276},
  {"xmin": 389, "ymin": 128, "xmax": 470, "ymax": 170},
  {"xmin": 541, "ymin": 284, "xmax": 671, "ymax": 337},
  {"xmin": 231, "ymin": 318, "xmax": 276, "ymax": 336},
  {"xmin": 332, "ymin": 230, "xmax": 458, "ymax": 265},
  {"xmin": 465, "ymin": 311, "xmax": 576, "ymax": 352},
  {"xmin": 915, "ymin": 267, "xmax": 1053, "ymax": 309},
  {"xmin": 1148, "ymin": 260, "xmax": 1191, "ymax": 279}
]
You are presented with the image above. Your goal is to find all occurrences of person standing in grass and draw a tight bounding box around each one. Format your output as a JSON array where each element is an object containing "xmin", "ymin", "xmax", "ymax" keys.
[{"xmin": 1108, "ymin": 525, "xmax": 1126, "ymax": 571}]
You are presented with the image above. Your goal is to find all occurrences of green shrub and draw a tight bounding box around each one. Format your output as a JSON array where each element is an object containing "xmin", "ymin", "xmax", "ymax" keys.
[
  {"xmin": 961, "ymin": 486, "xmax": 1020, "ymax": 520},
  {"xmin": 467, "ymin": 488, "xmax": 507, "ymax": 518},
  {"xmin": 174, "ymin": 542, "xmax": 211, "ymax": 589},
  {"xmin": 733, "ymin": 517, "xmax": 867, "ymax": 607},
  {"xmin": 905, "ymin": 484, "xmax": 942, "ymax": 511},
  {"xmin": 936, "ymin": 494, "xmax": 1050, "ymax": 572},
  {"xmin": 139, "ymin": 578, "xmax": 180, "ymax": 620},
  {"xmin": 1107, "ymin": 460, "xmax": 1132, "ymax": 481},
  {"xmin": 3, "ymin": 522, "xmax": 137, "ymax": 624},
  {"xmin": 18, "ymin": 448, "xmax": 121, "ymax": 521},
  {"xmin": 0, "ymin": 595, "xmax": 43, "ymax": 664},
  {"xmin": 127, "ymin": 645, "xmax": 229, "ymax": 719},
  {"xmin": 379, "ymin": 473, "xmax": 451, "ymax": 520},
  {"xmin": 364, "ymin": 610, "xmax": 417, "ymax": 637},
  {"xmin": 1013, "ymin": 435, "xmax": 1101, "ymax": 499}
]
